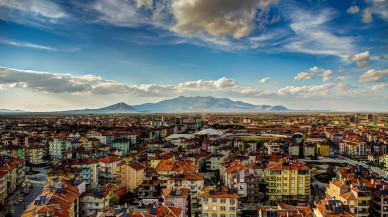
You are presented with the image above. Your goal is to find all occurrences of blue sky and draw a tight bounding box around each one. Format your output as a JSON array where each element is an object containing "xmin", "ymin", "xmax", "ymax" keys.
[{"xmin": 0, "ymin": 0, "xmax": 387, "ymax": 111}]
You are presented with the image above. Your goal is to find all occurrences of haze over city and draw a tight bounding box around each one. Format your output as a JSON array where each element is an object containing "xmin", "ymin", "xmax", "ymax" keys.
[{"xmin": 0, "ymin": 0, "xmax": 387, "ymax": 111}]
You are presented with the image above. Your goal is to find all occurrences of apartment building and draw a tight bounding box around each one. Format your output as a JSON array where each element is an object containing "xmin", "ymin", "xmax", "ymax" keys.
[
  {"xmin": 120, "ymin": 161, "xmax": 145, "ymax": 192},
  {"xmin": 199, "ymin": 186, "xmax": 239, "ymax": 217},
  {"xmin": 372, "ymin": 189, "xmax": 388, "ymax": 217},
  {"xmin": 266, "ymin": 158, "xmax": 311, "ymax": 204},
  {"xmin": 223, "ymin": 160, "xmax": 260, "ymax": 203},
  {"xmin": 314, "ymin": 200, "xmax": 355, "ymax": 217},
  {"xmin": 339, "ymin": 140, "xmax": 371, "ymax": 157},
  {"xmin": 155, "ymin": 160, "xmax": 198, "ymax": 187},
  {"xmin": 49, "ymin": 138, "xmax": 71, "ymax": 160},
  {"xmin": 62, "ymin": 158, "xmax": 99, "ymax": 189},
  {"xmin": 79, "ymin": 188, "xmax": 110, "ymax": 217},
  {"xmin": 0, "ymin": 171, "xmax": 7, "ymax": 205},
  {"xmin": 167, "ymin": 171, "xmax": 204, "ymax": 209},
  {"xmin": 326, "ymin": 179, "xmax": 371, "ymax": 217},
  {"xmin": 162, "ymin": 188, "xmax": 191, "ymax": 217},
  {"xmin": 98, "ymin": 155, "xmax": 121, "ymax": 184},
  {"xmin": 22, "ymin": 178, "xmax": 85, "ymax": 217}
]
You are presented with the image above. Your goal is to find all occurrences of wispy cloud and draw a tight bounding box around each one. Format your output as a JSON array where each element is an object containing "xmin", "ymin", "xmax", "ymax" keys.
[
  {"xmin": 0, "ymin": 38, "xmax": 57, "ymax": 51},
  {"xmin": 284, "ymin": 6, "xmax": 355, "ymax": 58}
]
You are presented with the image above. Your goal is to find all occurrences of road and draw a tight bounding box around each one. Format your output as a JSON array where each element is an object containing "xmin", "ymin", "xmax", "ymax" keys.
[
  {"xmin": 2, "ymin": 167, "xmax": 47, "ymax": 217},
  {"xmin": 301, "ymin": 156, "xmax": 386, "ymax": 177}
]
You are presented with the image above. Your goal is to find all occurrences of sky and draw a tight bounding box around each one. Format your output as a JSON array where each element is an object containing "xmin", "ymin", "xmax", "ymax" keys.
[{"xmin": 0, "ymin": 0, "xmax": 387, "ymax": 112}]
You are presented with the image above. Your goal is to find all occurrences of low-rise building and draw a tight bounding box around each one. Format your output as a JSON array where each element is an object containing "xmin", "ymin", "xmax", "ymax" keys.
[
  {"xmin": 199, "ymin": 186, "xmax": 239, "ymax": 217},
  {"xmin": 162, "ymin": 188, "xmax": 191, "ymax": 217}
]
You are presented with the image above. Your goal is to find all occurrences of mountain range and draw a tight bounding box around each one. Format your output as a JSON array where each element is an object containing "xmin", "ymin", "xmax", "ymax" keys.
[{"xmin": 0, "ymin": 96, "xmax": 289, "ymax": 114}]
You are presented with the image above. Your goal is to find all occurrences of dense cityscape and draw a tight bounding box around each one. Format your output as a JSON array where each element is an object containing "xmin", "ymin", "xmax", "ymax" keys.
[{"xmin": 0, "ymin": 113, "xmax": 387, "ymax": 217}]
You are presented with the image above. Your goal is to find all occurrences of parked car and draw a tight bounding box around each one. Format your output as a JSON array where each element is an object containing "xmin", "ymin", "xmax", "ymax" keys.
[{"xmin": 18, "ymin": 197, "xmax": 23, "ymax": 202}]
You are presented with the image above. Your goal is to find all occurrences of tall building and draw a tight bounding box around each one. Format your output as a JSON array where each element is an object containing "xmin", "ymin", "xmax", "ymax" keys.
[
  {"xmin": 266, "ymin": 157, "xmax": 311, "ymax": 204},
  {"xmin": 120, "ymin": 161, "xmax": 145, "ymax": 193}
]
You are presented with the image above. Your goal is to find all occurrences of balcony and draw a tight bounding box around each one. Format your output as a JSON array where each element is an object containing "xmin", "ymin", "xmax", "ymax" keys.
[{"xmin": 358, "ymin": 201, "xmax": 369, "ymax": 207}]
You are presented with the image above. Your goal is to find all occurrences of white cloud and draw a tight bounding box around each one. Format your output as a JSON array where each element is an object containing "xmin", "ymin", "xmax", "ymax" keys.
[
  {"xmin": 278, "ymin": 83, "xmax": 337, "ymax": 97},
  {"xmin": 322, "ymin": 70, "xmax": 334, "ymax": 82},
  {"xmin": 368, "ymin": 83, "xmax": 388, "ymax": 91},
  {"xmin": 0, "ymin": 38, "xmax": 57, "ymax": 51},
  {"xmin": 358, "ymin": 69, "xmax": 388, "ymax": 83},
  {"xmin": 285, "ymin": 8, "xmax": 355, "ymax": 58},
  {"xmin": 335, "ymin": 75, "xmax": 352, "ymax": 81},
  {"xmin": 372, "ymin": 0, "xmax": 388, "ymax": 22},
  {"xmin": 91, "ymin": 0, "xmax": 148, "ymax": 27},
  {"xmin": 171, "ymin": 0, "xmax": 278, "ymax": 39},
  {"xmin": 348, "ymin": 51, "xmax": 370, "ymax": 67},
  {"xmin": 362, "ymin": 8, "xmax": 373, "ymax": 23},
  {"xmin": 259, "ymin": 77, "xmax": 270, "ymax": 83},
  {"xmin": 347, "ymin": 5, "xmax": 360, "ymax": 14},
  {"xmin": 294, "ymin": 72, "xmax": 315, "ymax": 80},
  {"xmin": 0, "ymin": 66, "xmax": 272, "ymax": 98},
  {"xmin": 309, "ymin": 66, "xmax": 323, "ymax": 73},
  {"xmin": 0, "ymin": 0, "xmax": 68, "ymax": 19}
]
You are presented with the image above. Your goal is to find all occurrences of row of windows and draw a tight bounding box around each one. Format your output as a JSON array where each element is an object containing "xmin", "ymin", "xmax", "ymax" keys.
[
  {"xmin": 203, "ymin": 198, "xmax": 235, "ymax": 203},
  {"xmin": 203, "ymin": 206, "xmax": 236, "ymax": 211},
  {"xmin": 203, "ymin": 214, "xmax": 235, "ymax": 217}
]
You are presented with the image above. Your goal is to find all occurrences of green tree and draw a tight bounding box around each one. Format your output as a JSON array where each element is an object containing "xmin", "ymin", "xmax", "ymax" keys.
[{"xmin": 109, "ymin": 192, "xmax": 119, "ymax": 207}]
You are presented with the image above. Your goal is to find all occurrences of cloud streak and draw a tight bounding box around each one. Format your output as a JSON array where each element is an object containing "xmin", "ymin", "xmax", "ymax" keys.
[{"xmin": 0, "ymin": 38, "xmax": 57, "ymax": 51}]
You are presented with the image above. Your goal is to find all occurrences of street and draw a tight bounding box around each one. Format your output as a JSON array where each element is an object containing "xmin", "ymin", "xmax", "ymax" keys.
[
  {"xmin": 301, "ymin": 156, "xmax": 386, "ymax": 177},
  {"xmin": 1, "ymin": 167, "xmax": 47, "ymax": 217}
]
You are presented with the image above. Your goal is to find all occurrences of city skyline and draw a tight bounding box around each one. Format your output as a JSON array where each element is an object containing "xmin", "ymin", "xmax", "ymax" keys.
[{"xmin": 0, "ymin": 0, "xmax": 388, "ymax": 112}]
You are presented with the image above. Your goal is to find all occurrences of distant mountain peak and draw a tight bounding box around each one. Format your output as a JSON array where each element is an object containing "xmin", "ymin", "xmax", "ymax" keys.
[
  {"xmin": 133, "ymin": 96, "xmax": 289, "ymax": 112},
  {"xmin": 101, "ymin": 102, "xmax": 136, "ymax": 111}
]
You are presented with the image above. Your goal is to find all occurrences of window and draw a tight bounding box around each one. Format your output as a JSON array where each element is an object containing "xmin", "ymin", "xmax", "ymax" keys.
[
  {"xmin": 221, "ymin": 215, "xmax": 225, "ymax": 217},
  {"xmin": 283, "ymin": 183, "xmax": 288, "ymax": 187},
  {"xmin": 291, "ymin": 171, "xmax": 296, "ymax": 175},
  {"xmin": 298, "ymin": 177, "xmax": 303, "ymax": 181},
  {"xmin": 204, "ymin": 213, "xmax": 208, "ymax": 217},
  {"xmin": 230, "ymin": 207, "xmax": 235, "ymax": 211},
  {"xmin": 203, "ymin": 206, "xmax": 208, "ymax": 210},
  {"xmin": 212, "ymin": 206, "xmax": 217, "ymax": 211},
  {"xmin": 350, "ymin": 201, "xmax": 354, "ymax": 205},
  {"xmin": 277, "ymin": 177, "xmax": 281, "ymax": 181},
  {"xmin": 230, "ymin": 199, "xmax": 235, "ymax": 204},
  {"xmin": 95, "ymin": 203, "xmax": 99, "ymax": 206},
  {"xmin": 298, "ymin": 183, "xmax": 303, "ymax": 188},
  {"xmin": 283, "ymin": 190, "xmax": 287, "ymax": 193},
  {"xmin": 221, "ymin": 206, "xmax": 225, "ymax": 211},
  {"xmin": 221, "ymin": 198, "xmax": 226, "ymax": 203},
  {"xmin": 283, "ymin": 171, "xmax": 288, "ymax": 175},
  {"xmin": 212, "ymin": 213, "xmax": 217, "ymax": 217},
  {"xmin": 283, "ymin": 177, "xmax": 288, "ymax": 181},
  {"xmin": 230, "ymin": 215, "xmax": 235, "ymax": 217},
  {"xmin": 298, "ymin": 190, "xmax": 303, "ymax": 194},
  {"xmin": 212, "ymin": 198, "xmax": 217, "ymax": 203},
  {"xmin": 291, "ymin": 177, "xmax": 295, "ymax": 181}
]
